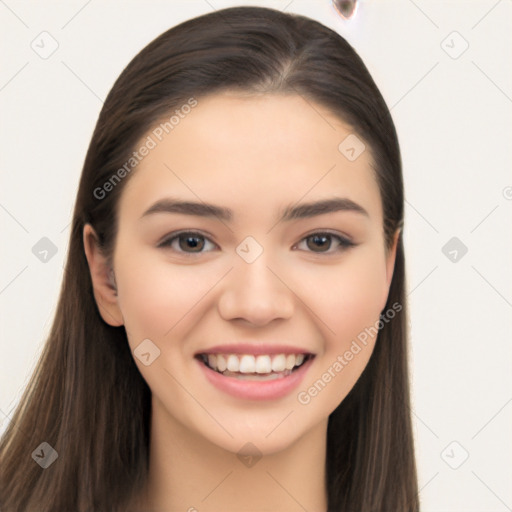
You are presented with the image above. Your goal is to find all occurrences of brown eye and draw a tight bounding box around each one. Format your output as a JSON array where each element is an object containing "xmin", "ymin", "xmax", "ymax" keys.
[
  {"xmin": 297, "ymin": 232, "xmax": 356, "ymax": 254},
  {"xmin": 306, "ymin": 234, "xmax": 331, "ymax": 252},
  {"xmin": 158, "ymin": 231, "xmax": 216, "ymax": 254},
  {"xmin": 178, "ymin": 234, "xmax": 204, "ymax": 252}
]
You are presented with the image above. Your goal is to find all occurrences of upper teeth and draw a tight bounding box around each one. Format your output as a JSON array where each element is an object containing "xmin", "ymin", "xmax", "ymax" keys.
[{"xmin": 203, "ymin": 353, "xmax": 306, "ymax": 373}]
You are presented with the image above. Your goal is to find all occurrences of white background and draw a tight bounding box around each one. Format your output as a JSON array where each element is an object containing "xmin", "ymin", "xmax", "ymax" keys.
[{"xmin": 1, "ymin": 1, "xmax": 511, "ymax": 510}]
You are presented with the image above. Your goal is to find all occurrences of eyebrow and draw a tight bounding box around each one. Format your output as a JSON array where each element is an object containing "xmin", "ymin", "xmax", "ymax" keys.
[{"xmin": 140, "ymin": 196, "xmax": 369, "ymax": 223}]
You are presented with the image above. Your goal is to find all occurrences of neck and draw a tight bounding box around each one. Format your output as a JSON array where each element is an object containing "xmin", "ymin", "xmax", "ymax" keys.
[{"xmin": 130, "ymin": 400, "xmax": 329, "ymax": 511}]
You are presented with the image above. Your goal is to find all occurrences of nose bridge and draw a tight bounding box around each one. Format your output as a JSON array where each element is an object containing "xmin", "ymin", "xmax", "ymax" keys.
[
  {"xmin": 236, "ymin": 250, "xmax": 279, "ymax": 292},
  {"xmin": 218, "ymin": 241, "xmax": 294, "ymax": 325}
]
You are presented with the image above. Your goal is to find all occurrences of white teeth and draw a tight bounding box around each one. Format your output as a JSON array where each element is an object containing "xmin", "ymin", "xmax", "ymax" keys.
[
  {"xmin": 255, "ymin": 355, "xmax": 272, "ymax": 374},
  {"xmin": 226, "ymin": 354, "xmax": 239, "ymax": 372},
  {"xmin": 201, "ymin": 352, "xmax": 309, "ymax": 374},
  {"xmin": 271, "ymin": 354, "xmax": 286, "ymax": 372},
  {"xmin": 216, "ymin": 354, "xmax": 227, "ymax": 372},
  {"xmin": 239, "ymin": 355, "xmax": 256, "ymax": 373},
  {"xmin": 285, "ymin": 354, "xmax": 295, "ymax": 370}
]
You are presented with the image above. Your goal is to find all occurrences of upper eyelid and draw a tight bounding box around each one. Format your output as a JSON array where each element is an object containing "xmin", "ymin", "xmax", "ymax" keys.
[
  {"xmin": 158, "ymin": 229, "xmax": 355, "ymax": 252},
  {"xmin": 157, "ymin": 230, "xmax": 218, "ymax": 249}
]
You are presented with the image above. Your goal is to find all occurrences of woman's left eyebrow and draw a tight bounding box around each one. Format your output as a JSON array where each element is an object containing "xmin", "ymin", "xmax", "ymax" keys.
[{"xmin": 139, "ymin": 196, "xmax": 369, "ymax": 223}]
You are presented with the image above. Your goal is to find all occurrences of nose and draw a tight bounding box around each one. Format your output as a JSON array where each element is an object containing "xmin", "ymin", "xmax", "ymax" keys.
[{"xmin": 217, "ymin": 253, "xmax": 294, "ymax": 327}]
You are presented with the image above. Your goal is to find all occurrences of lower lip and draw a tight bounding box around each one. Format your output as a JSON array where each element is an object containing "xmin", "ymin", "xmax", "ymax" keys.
[{"xmin": 196, "ymin": 356, "xmax": 315, "ymax": 401}]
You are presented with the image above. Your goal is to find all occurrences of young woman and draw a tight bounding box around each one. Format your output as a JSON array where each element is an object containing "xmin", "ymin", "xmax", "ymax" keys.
[{"xmin": 0, "ymin": 6, "xmax": 419, "ymax": 511}]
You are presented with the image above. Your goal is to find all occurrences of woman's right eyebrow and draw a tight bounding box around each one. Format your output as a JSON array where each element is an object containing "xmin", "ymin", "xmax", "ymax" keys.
[
  {"xmin": 140, "ymin": 198, "xmax": 232, "ymax": 221},
  {"xmin": 139, "ymin": 196, "xmax": 369, "ymax": 223}
]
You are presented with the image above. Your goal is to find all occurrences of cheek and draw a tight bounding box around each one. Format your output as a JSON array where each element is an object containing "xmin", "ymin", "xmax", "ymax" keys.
[
  {"xmin": 296, "ymin": 251, "xmax": 387, "ymax": 414},
  {"xmin": 115, "ymin": 253, "xmax": 208, "ymax": 341},
  {"xmin": 296, "ymin": 247, "xmax": 388, "ymax": 348}
]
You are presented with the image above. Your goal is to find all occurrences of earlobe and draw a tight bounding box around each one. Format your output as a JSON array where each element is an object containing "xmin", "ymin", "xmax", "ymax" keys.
[{"xmin": 83, "ymin": 224, "xmax": 124, "ymax": 327}]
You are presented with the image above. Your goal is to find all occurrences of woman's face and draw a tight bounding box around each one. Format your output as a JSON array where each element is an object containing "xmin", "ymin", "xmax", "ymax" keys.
[{"xmin": 94, "ymin": 92, "xmax": 398, "ymax": 455}]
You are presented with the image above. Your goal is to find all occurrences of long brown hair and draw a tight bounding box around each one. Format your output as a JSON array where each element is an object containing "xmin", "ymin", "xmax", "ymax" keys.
[{"xmin": 0, "ymin": 6, "xmax": 418, "ymax": 511}]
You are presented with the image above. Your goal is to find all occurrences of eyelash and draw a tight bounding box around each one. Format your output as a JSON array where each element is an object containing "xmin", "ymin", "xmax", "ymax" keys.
[{"xmin": 157, "ymin": 230, "xmax": 356, "ymax": 255}]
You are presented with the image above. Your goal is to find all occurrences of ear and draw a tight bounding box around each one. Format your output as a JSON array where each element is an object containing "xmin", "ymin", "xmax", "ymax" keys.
[
  {"xmin": 83, "ymin": 223, "xmax": 124, "ymax": 327},
  {"xmin": 381, "ymin": 227, "xmax": 401, "ymax": 311}
]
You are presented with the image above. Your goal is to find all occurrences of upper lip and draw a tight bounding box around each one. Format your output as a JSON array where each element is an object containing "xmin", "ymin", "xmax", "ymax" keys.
[{"xmin": 195, "ymin": 344, "xmax": 315, "ymax": 356}]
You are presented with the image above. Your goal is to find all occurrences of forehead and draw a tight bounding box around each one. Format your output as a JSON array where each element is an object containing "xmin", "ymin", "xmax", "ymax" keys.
[{"xmin": 118, "ymin": 92, "xmax": 382, "ymax": 226}]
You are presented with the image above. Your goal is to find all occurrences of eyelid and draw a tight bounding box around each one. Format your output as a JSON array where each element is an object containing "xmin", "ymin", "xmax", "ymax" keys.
[
  {"xmin": 292, "ymin": 230, "xmax": 356, "ymax": 254},
  {"xmin": 299, "ymin": 228, "xmax": 354, "ymax": 244},
  {"xmin": 157, "ymin": 229, "xmax": 356, "ymax": 255},
  {"xmin": 157, "ymin": 230, "xmax": 218, "ymax": 252}
]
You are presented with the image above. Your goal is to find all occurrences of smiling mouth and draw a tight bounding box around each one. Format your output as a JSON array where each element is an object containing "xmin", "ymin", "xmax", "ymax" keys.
[{"xmin": 196, "ymin": 352, "xmax": 314, "ymax": 381}]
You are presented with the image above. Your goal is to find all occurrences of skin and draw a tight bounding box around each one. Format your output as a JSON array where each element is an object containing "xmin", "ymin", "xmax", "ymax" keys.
[{"xmin": 84, "ymin": 92, "xmax": 400, "ymax": 511}]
